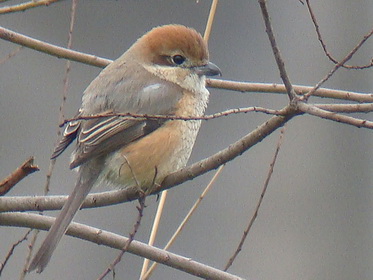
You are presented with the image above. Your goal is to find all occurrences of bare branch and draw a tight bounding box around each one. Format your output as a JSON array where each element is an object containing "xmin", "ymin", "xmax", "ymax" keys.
[
  {"xmin": 203, "ymin": 0, "xmax": 219, "ymax": 42},
  {"xmin": 315, "ymin": 103, "xmax": 373, "ymax": 113},
  {"xmin": 0, "ymin": 106, "xmax": 298, "ymax": 213},
  {"xmin": 0, "ymin": 26, "xmax": 111, "ymax": 67},
  {"xmin": 297, "ymin": 102, "xmax": 373, "ymax": 129},
  {"xmin": 206, "ymin": 79, "xmax": 373, "ymax": 103},
  {"xmin": 224, "ymin": 127, "xmax": 286, "ymax": 271},
  {"xmin": 303, "ymin": 28, "xmax": 373, "ymax": 100},
  {"xmin": 19, "ymin": 230, "xmax": 39, "ymax": 280},
  {"xmin": 142, "ymin": 165, "xmax": 225, "ymax": 280},
  {"xmin": 98, "ymin": 196, "xmax": 145, "ymax": 280},
  {"xmin": 0, "ymin": 213, "xmax": 245, "ymax": 280},
  {"xmin": 62, "ymin": 100, "xmax": 373, "ymax": 126},
  {"xmin": 0, "ymin": 46, "xmax": 22, "ymax": 65},
  {"xmin": 0, "ymin": 0, "xmax": 61, "ymax": 14},
  {"xmin": 0, "ymin": 229, "xmax": 32, "ymax": 276},
  {"xmin": 305, "ymin": 0, "xmax": 373, "ymax": 69},
  {"xmin": 1, "ymin": 26, "xmax": 371, "ymax": 104},
  {"xmin": 258, "ymin": 0, "xmax": 297, "ymax": 100},
  {"xmin": 0, "ymin": 157, "xmax": 39, "ymax": 196},
  {"xmin": 61, "ymin": 107, "xmax": 283, "ymax": 126}
]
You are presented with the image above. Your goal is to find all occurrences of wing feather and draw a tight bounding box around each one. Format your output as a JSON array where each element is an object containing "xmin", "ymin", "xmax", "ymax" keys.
[
  {"xmin": 70, "ymin": 117, "xmax": 163, "ymax": 169},
  {"xmin": 51, "ymin": 57, "xmax": 184, "ymax": 169}
]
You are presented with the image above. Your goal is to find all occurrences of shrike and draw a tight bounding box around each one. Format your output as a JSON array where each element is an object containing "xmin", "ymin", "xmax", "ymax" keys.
[{"xmin": 29, "ymin": 24, "xmax": 221, "ymax": 273}]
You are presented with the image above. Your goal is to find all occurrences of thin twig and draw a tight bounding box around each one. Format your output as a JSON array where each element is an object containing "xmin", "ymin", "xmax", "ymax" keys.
[
  {"xmin": 28, "ymin": 1, "xmax": 79, "ymax": 272},
  {"xmin": 0, "ymin": 0, "xmax": 60, "ymax": 14},
  {"xmin": 0, "ymin": 229, "xmax": 32, "ymax": 276},
  {"xmin": 61, "ymin": 100, "xmax": 373, "ymax": 125},
  {"xmin": 44, "ymin": 0, "xmax": 78, "ymax": 194},
  {"xmin": 305, "ymin": 0, "xmax": 373, "ymax": 69},
  {"xmin": 224, "ymin": 127, "xmax": 286, "ymax": 271},
  {"xmin": 97, "ymin": 196, "xmax": 146, "ymax": 280},
  {"xmin": 44, "ymin": 0, "xmax": 78, "ymax": 195},
  {"xmin": 59, "ymin": 0, "xmax": 77, "ymax": 124},
  {"xmin": 0, "ymin": 46, "xmax": 23, "ymax": 65},
  {"xmin": 142, "ymin": 165, "xmax": 225, "ymax": 280},
  {"xmin": 19, "ymin": 230, "xmax": 39, "ymax": 280},
  {"xmin": 203, "ymin": 0, "xmax": 218, "ymax": 42},
  {"xmin": 258, "ymin": 0, "xmax": 297, "ymax": 101},
  {"xmin": 139, "ymin": 191, "xmax": 168, "ymax": 278},
  {"xmin": 0, "ymin": 157, "xmax": 39, "ymax": 196},
  {"xmin": 302, "ymin": 28, "xmax": 373, "ymax": 100},
  {"xmin": 61, "ymin": 106, "xmax": 283, "ymax": 126}
]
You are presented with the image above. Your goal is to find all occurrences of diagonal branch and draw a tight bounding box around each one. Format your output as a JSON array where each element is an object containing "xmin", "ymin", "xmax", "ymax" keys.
[
  {"xmin": 0, "ymin": 212, "xmax": 245, "ymax": 280},
  {"xmin": 305, "ymin": 0, "xmax": 373, "ymax": 69},
  {"xmin": 98, "ymin": 196, "xmax": 146, "ymax": 280},
  {"xmin": 0, "ymin": 106, "xmax": 299, "ymax": 213},
  {"xmin": 302, "ymin": 27, "xmax": 373, "ymax": 100},
  {"xmin": 0, "ymin": 157, "xmax": 39, "ymax": 196},
  {"xmin": 0, "ymin": 0, "xmax": 61, "ymax": 14},
  {"xmin": 0, "ymin": 26, "xmax": 111, "ymax": 67},
  {"xmin": 258, "ymin": 0, "xmax": 297, "ymax": 101},
  {"xmin": 224, "ymin": 126, "xmax": 286, "ymax": 271}
]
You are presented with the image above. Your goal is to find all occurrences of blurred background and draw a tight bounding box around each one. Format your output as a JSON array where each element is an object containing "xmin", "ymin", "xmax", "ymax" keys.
[{"xmin": 0, "ymin": 1, "xmax": 372, "ymax": 279}]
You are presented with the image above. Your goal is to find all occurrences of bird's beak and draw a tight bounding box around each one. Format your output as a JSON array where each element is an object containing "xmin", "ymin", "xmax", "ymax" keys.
[{"xmin": 194, "ymin": 62, "xmax": 222, "ymax": 77}]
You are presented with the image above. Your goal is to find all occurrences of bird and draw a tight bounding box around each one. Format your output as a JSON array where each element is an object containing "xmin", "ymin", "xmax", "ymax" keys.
[{"xmin": 28, "ymin": 24, "xmax": 221, "ymax": 273}]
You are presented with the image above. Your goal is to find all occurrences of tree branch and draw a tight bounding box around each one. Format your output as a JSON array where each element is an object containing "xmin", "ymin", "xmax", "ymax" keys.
[
  {"xmin": 305, "ymin": 0, "xmax": 373, "ymax": 69},
  {"xmin": 224, "ymin": 126, "xmax": 286, "ymax": 271},
  {"xmin": 302, "ymin": 27, "xmax": 373, "ymax": 100},
  {"xmin": 258, "ymin": 0, "xmax": 297, "ymax": 100},
  {"xmin": 0, "ymin": 157, "xmax": 39, "ymax": 196},
  {"xmin": 0, "ymin": 106, "xmax": 298, "ymax": 213},
  {"xmin": 206, "ymin": 79, "xmax": 373, "ymax": 103},
  {"xmin": 297, "ymin": 102, "xmax": 373, "ymax": 128},
  {"xmin": 1, "ymin": 26, "xmax": 371, "ymax": 103},
  {"xmin": 315, "ymin": 103, "xmax": 373, "ymax": 113},
  {"xmin": 0, "ymin": 0, "xmax": 61, "ymax": 14},
  {"xmin": 0, "ymin": 26, "xmax": 111, "ymax": 67},
  {"xmin": 0, "ymin": 213, "xmax": 245, "ymax": 280}
]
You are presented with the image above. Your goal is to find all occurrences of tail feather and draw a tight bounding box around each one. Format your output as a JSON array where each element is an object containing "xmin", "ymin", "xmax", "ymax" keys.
[{"xmin": 28, "ymin": 167, "xmax": 98, "ymax": 273}]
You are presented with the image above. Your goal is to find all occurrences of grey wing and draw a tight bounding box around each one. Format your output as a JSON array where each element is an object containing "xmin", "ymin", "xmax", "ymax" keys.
[
  {"xmin": 51, "ymin": 110, "xmax": 164, "ymax": 169},
  {"xmin": 52, "ymin": 57, "xmax": 183, "ymax": 169},
  {"xmin": 70, "ymin": 116, "xmax": 163, "ymax": 169},
  {"xmin": 51, "ymin": 118, "xmax": 81, "ymax": 160}
]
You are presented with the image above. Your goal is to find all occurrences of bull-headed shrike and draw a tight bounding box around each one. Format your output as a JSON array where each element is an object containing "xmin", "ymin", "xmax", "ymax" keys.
[{"xmin": 29, "ymin": 24, "xmax": 221, "ymax": 273}]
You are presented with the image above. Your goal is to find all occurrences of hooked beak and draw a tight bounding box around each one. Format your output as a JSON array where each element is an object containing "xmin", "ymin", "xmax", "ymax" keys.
[{"xmin": 194, "ymin": 62, "xmax": 222, "ymax": 77}]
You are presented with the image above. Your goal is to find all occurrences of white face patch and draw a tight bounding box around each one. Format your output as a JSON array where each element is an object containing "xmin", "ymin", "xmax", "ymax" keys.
[
  {"xmin": 142, "ymin": 63, "xmax": 210, "ymax": 118},
  {"xmin": 143, "ymin": 64, "xmax": 207, "ymax": 94}
]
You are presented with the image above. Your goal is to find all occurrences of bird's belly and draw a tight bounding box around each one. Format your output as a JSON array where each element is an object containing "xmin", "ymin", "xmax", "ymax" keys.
[{"xmin": 99, "ymin": 119, "xmax": 201, "ymax": 191}]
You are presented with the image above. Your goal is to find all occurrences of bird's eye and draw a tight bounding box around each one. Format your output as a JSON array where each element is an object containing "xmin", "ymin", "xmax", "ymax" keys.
[{"xmin": 172, "ymin": 55, "xmax": 186, "ymax": 65}]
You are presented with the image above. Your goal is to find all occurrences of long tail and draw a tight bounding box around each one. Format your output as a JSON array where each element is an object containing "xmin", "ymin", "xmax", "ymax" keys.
[{"xmin": 28, "ymin": 166, "xmax": 98, "ymax": 273}]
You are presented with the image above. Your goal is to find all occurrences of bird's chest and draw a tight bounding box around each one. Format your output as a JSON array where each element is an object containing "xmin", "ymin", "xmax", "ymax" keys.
[{"xmin": 100, "ymin": 90, "xmax": 207, "ymax": 191}]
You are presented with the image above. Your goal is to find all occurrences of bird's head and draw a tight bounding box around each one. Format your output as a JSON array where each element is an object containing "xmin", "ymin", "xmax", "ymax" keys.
[{"xmin": 128, "ymin": 24, "xmax": 221, "ymax": 92}]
